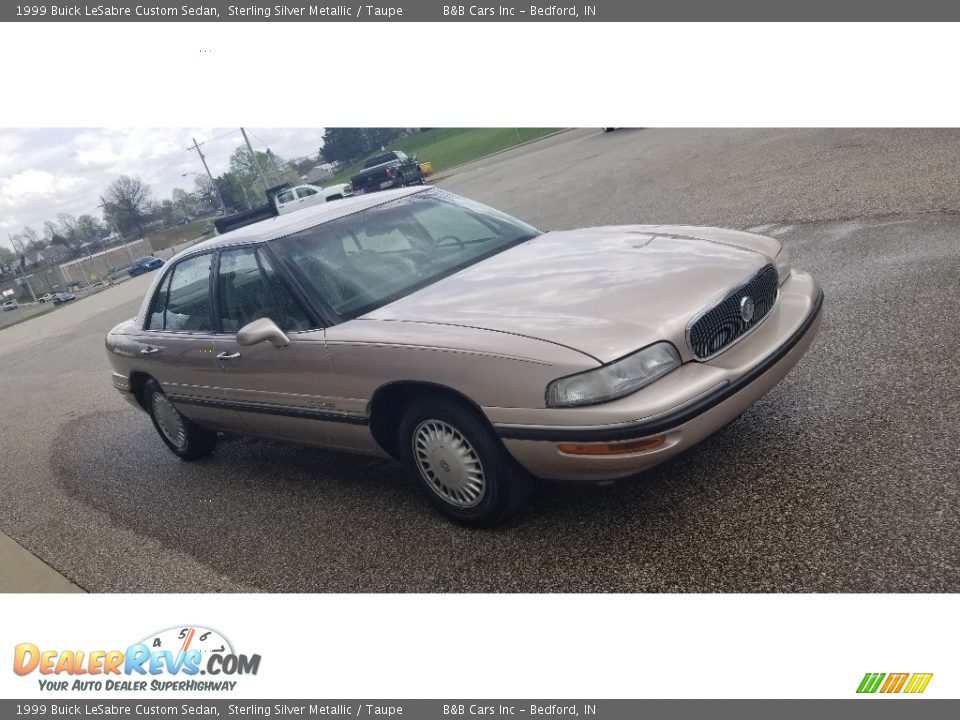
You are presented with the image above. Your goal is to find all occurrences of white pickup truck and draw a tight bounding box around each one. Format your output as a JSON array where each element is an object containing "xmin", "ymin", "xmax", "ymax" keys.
[
  {"xmin": 214, "ymin": 182, "xmax": 353, "ymax": 234},
  {"xmin": 275, "ymin": 183, "xmax": 352, "ymax": 214}
]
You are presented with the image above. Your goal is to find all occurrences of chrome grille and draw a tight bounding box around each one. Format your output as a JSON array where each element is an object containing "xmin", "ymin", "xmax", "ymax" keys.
[{"xmin": 687, "ymin": 265, "xmax": 779, "ymax": 360}]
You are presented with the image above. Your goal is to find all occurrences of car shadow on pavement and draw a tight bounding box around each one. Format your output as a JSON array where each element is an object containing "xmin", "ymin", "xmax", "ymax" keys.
[{"xmin": 48, "ymin": 395, "xmax": 925, "ymax": 594}]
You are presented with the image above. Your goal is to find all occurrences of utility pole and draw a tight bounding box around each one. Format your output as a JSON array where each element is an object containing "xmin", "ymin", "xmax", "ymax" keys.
[
  {"xmin": 113, "ymin": 221, "xmax": 134, "ymax": 263},
  {"xmin": 265, "ymin": 148, "xmax": 283, "ymax": 185},
  {"xmin": 241, "ymin": 127, "xmax": 271, "ymax": 192},
  {"xmin": 189, "ymin": 137, "xmax": 229, "ymax": 215},
  {"xmin": 20, "ymin": 273, "xmax": 37, "ymax": 303},
  {"xmin": 239, "ymin": 183, "xmax": 253, "ymax": 210}
]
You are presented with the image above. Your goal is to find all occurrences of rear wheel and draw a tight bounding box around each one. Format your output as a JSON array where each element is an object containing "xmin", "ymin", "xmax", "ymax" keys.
[
  {"xmin": 398, "ymin": 397, "xmax": 530, "ymax": 526},
  {"xmin": 144, "ymin": 379, "xmax": 216, "ymax": 460}
]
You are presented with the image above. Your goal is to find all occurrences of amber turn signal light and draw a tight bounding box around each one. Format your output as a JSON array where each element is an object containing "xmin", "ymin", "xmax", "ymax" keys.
[{"xmin": 558, "ymin": 435, "xmax": 666, "ymax": 456}]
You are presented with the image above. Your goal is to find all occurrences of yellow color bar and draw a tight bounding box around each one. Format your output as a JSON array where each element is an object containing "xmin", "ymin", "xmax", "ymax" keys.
[{"xmin": 904, "ymin": 673, "xmax": 933, "ymax": 694}]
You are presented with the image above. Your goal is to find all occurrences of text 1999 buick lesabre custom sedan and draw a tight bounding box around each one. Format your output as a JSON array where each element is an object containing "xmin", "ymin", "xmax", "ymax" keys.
[{"xmin": 106, "ymin": 187, "xmax": 822, "ymax": 525}]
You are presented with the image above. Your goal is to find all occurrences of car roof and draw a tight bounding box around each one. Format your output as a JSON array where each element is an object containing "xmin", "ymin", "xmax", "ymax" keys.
[{"xmin": 177, "ymin": 186, "xmax": 431, "ymax": 261}]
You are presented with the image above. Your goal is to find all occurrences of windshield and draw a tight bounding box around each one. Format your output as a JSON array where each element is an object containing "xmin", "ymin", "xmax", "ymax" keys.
[{"xmin": 270, "ymin": 189, "xmax": 539, "ymax": 319}]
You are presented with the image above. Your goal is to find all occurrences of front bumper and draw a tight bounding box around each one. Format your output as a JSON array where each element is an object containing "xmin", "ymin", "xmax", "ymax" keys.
[{"xmin": 492, "ymin": 271, "xmax": 823, "ymax": 481}]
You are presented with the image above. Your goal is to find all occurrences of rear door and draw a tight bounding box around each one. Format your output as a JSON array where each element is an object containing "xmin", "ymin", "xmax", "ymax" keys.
[{"xmin": 136, "ymin": 252, "xmax": 245, "ymax": 432}]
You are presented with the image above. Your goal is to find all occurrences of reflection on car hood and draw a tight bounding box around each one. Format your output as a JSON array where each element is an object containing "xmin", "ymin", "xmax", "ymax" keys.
[{"xmin": 364, "ymin": 225, "xmax": 780, "ymax": 363}]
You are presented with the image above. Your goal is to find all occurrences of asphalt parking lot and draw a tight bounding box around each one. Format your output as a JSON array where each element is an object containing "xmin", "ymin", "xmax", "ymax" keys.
[{"xmin": 1, "ymin": 128, "xmax": 958, "ymax": 592}]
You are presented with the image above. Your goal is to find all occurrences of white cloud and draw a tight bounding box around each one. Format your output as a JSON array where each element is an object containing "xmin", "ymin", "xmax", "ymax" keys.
[
  {"xmin": 0, "ymin": 127, "xmax": 328, "ymax": 246},
  {"xmin": 0, "ymin": 169, "xmax": 88, "ymax": 204}
]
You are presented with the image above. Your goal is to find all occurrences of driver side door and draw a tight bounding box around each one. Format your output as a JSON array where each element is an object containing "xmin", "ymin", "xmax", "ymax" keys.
[{"xmin": 211, "ymin": 245, "xmax": 371, "ymax": 452}]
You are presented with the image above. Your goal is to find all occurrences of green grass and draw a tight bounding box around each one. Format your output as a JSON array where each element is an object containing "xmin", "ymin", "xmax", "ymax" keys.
[
  {"xmin": 326, "ymin": 128, "xmax": 565, "ymax": 184},
  {"xmin": 144, "ymin": 218, "xmax": 215, "ymax": 252}
]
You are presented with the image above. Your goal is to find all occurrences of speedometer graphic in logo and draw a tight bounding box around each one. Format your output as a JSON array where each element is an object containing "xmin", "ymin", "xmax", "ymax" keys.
[{"xmin": 139, "ymin": 626, "xmax": 234, "ymax": 658}]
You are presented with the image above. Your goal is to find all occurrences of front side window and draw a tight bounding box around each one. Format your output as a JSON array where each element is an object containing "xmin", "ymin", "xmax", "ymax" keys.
[
  {"xmin": 147, "ymin": 253, "xmax": 213, "ymax": 331},
  {"xmin": 216, "ymin": 246, "xmax": 313, "ymax": 332},
  {"xmin": 271, "ymin": 189, "xmax": 539, "ymax": 318},
  {"xmin": 296, "ymin": 187, "xmax": 318, "ymax": 199}
]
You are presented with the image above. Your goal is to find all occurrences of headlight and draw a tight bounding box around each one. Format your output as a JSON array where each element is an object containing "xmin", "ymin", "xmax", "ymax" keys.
[
  {"xmin": 546, "ymin": 342, "xmax": 681, "ymax": 408},
  {"xmin": 775, "ymin": 246, "xmax": 792, "ymax": 285}
]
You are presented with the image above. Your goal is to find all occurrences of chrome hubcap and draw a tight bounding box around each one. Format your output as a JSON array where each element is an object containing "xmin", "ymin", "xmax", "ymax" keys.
[
  {"xmin": 413, "ymin": 419, "xmax": 486, "ymax": 508},
  {"xmin": 152, "ymin": 392, "xmax": 187, "ymax": 449}
]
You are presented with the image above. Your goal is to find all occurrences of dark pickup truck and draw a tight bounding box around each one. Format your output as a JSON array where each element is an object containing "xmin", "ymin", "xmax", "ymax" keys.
[{"xmin": 350, "ymin": 151, "xmax": 424, "ymax": 194}]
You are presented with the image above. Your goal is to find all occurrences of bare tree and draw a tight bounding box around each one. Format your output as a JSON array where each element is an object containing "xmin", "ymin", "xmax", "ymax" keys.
[
  {"xmin": 0, "ymin": 244, "xmax": 16, "ymax": 268},
  {"xmin": 171, "ymin": 187, "xmax": 197, "ymax": 219},
  {"xmin": 193, "ymin": 175, "xmax": 218, "ymax": 210},
  {"xmin": 42, "ymin": 220, "xmax": 59, "ymax": 243},
  {"xmin": 101, "ymin": 175, "xmax": 153, "ymax": 237}
]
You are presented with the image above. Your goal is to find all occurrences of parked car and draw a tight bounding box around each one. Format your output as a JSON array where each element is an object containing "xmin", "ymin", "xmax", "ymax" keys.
[
  {"xmin": 213, "ymin": 183, "xmax": 354, "ymax": 235},
  {"xmin": 350, "ymin": 151, "xmax": 424, "ymax": 195},
  {"xmin": 37, "ymin": 293, "xmax": 55, "ymax": 304},
  {"xmin": 105, "ymin": 187, "xmax": 823, "ymax": 525},
  {"xmin": 2, "ymin": 299, "xmax": 18, "ymax": 311},
  {"xmin": 128, "ymin": 256, "xmax": 164, "ymax": 277},
  {"xmin": 52, "ymin": 292, "xmax": 76, "ymax": 305}
]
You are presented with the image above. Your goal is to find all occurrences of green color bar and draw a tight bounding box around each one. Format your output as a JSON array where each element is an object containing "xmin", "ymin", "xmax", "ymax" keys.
[{"xmin": 856, "ymin": 673, "xmax": 885, "ymax": 693}]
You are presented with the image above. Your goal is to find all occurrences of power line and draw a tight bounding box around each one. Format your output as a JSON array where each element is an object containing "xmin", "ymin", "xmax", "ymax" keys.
[{"xmin": 189, "ymin": 128, "xmax": 243, "ymax": 148}]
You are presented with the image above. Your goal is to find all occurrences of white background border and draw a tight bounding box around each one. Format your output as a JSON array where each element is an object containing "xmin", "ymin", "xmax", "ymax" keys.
[
  {"xmin": 1, "ymin": 22, "xmax": 958, "ymax": 127},
  {"xmin": 1, "ymin": 19, "xmax": 957, "ymax": 701},
  {"xmin": 1, "ymin": 595, "xmax": 957, "ymax": 698}
]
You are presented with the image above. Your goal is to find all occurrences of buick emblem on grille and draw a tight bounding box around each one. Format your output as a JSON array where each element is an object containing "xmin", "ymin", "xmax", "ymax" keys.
[{"xmin": 688, "ymin": 265, "xmax": 778, "ymax": 359}]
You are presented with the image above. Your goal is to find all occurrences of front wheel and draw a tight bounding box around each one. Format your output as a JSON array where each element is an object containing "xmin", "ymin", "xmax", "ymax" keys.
[
  {"xmin": 398, "ymin": 397, "xmax": 530, "ymax": 526},
  {"xmin": 144, "ymin": 379, "xmax": 216, "ymax": 460}
]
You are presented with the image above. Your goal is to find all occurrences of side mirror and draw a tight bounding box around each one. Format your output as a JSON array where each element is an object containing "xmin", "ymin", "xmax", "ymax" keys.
[{"xmin": 236, "ymin": 318, "xmax": 290, "ymax": 348}]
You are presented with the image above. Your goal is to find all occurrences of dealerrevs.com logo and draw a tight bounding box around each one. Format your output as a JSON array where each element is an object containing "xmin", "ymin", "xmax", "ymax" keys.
[{"xmin": 13, "ymin": 626, "xmax": 261, "ymax": 692}]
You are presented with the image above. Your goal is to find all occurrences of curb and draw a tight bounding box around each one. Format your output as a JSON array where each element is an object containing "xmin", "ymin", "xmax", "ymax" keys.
[{"xmin": 0, "ymin": 530, "xmax": 84, "ymax": 593}]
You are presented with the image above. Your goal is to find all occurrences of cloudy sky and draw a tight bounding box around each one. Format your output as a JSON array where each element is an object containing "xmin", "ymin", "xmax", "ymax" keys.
[{"xmin": 0, "ymin": 128, "xmax": 328, "ymax": 249}]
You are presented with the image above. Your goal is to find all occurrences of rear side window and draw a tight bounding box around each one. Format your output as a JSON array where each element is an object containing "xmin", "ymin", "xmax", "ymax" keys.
[
  {"xmin": 146, "ymin": 254, "xmax": 213, "ymax": 331},
  {"xmin": 277, "ymin": 190, "xmax": 295, "ymax": 204},
  {"xmin": 216, "ymin": 246, "xmax": 313, "ymax": 333},
  {"xmin": 366, "ymin": 153, "xmax": 398, "ymax": 167}
]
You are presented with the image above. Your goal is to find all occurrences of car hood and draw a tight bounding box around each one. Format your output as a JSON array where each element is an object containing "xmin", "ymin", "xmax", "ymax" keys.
[{"xmin": 363, "ymin": 225, "xmax": 781, "ymax": 363}]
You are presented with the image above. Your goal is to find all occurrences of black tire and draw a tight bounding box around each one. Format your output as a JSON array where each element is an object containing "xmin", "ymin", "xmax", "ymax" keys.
[
  {"xmin": 144, "ymin": 379, "xmax": 216, "ymax": 461},
  {"xmin": 398, "ymin": 396, "xmax": 530, "ymax": 526},
  {"xmin": 395, "ymin": 173, "xmax": 406, "ymax": 188}
]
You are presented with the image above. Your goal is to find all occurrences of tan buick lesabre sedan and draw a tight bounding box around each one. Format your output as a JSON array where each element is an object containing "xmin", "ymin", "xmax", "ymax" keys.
[{"xmin": 106, "ymin": 187, "xmax": 823, "ymax": 525}]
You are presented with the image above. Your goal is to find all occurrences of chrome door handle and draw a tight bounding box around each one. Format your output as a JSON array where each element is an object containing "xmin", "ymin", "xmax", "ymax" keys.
[
  {"xmin": 217, "ymin": 351, "xmax": 241, "ymax": 360},
  {"xmin": 141, "ymin": 346, "xmax": 160, "ymax": 355}
]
